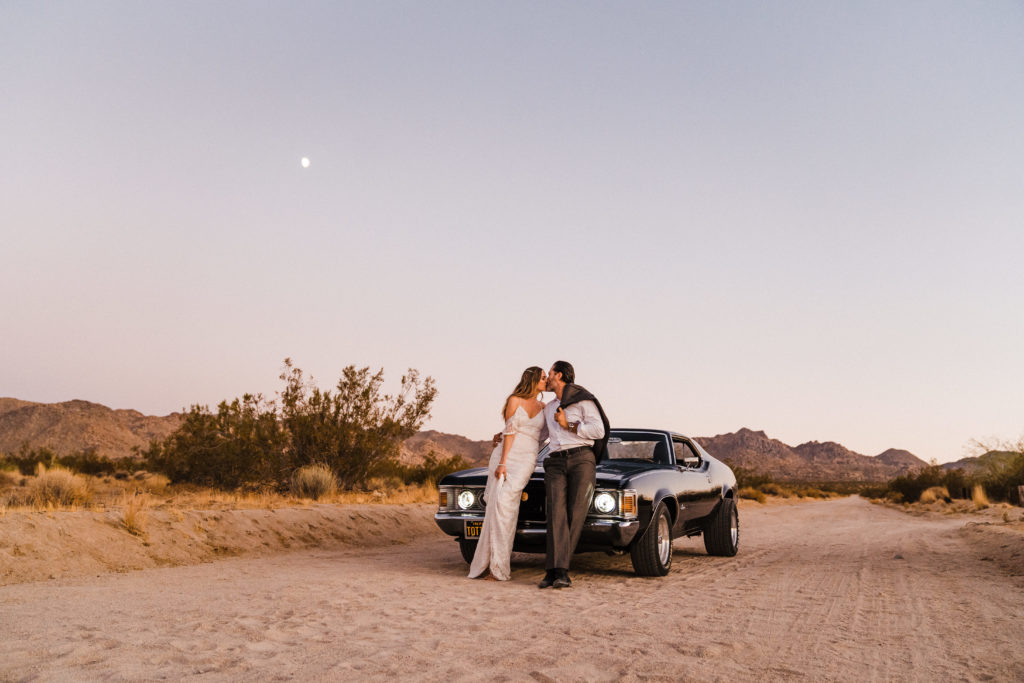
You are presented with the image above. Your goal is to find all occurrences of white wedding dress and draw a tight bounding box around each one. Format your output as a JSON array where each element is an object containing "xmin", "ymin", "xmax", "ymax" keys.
[{"xmin": 468, "ymin": 405, "xmax": 547, "ymax": 580}]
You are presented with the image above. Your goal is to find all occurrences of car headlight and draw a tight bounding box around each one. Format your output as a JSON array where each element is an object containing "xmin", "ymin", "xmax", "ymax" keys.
[
  {"xmin": 457, "ymin": 490, "xmax": 476, "ymax": 510},
  {"xmin": 594, "ymin": 492, "xmax": 617, "ymax": 514}
]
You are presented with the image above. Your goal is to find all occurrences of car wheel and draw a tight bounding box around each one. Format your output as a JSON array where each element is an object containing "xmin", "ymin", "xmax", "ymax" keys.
[
  {"xmin": 458, "ymin": 538, "xmax": 477, "ymax": 564},
  {"xmin": 629, "ymin": 502, "xmax": 673, "ymax": 577},
  {"xmin": 703, "ymin": 497, "xmax": 739, "ymax": 557}
]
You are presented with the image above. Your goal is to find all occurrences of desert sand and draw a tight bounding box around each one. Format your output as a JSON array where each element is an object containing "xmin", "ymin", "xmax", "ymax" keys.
[{"xmin": 1, "ymin": 497, "xmax": 1022, "ymax": 682}]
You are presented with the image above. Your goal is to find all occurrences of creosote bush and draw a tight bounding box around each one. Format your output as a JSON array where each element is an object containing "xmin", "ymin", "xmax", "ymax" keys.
[
  {"xmin": 290, "ymin": 464, "xmax": 337, "ymax": 500},
  {"xmin": 141, "ymin": 359, "xmax": 437, "ymax": 491}
]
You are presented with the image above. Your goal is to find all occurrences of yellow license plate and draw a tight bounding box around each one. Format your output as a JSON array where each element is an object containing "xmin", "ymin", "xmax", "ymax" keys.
[{"xmin": 465, "ymin": 520, "xmax": 483, "ymax": 538}]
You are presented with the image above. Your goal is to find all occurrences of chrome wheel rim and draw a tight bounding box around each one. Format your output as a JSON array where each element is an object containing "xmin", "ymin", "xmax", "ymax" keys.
[
  {"xmin": 730, "ymin": 508, "xmax": 739, "ymax": 548},
  {"xmin": 657, "ymin": 514, "xmax": 671, "ymax": 565}
]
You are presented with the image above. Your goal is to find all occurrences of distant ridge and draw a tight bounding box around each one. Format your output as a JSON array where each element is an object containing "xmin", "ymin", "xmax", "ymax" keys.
[
  {"xmin": 694, "ymin": 428, "xmax": 928, "ymax": 482},
  {"xmin": 0, "ymin": 397, "xmax": 929, "ymax": 481},
  {"xmin": 399, "ymin": 430, "xmax": 493, "ymax": 467}
]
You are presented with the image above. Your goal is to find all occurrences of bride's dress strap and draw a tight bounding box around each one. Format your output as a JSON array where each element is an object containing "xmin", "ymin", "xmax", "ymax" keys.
[{"xmin": 502, "ymin": 405, "xmax": 525, "ymax": 436}]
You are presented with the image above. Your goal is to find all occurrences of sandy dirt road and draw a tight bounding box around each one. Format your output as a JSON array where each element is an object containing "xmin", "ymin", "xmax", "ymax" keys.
[{"xmin": 1, "ymin": 497, "xmax": 1021, "ymax": 682}]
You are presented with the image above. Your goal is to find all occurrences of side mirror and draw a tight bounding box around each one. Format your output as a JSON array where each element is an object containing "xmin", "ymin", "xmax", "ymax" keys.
[{"xmin": 682, "ymin": 456, "xmax": 700, "ymax": 466}]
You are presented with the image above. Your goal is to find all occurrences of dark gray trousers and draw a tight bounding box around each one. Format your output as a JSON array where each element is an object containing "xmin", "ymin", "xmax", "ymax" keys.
[{"xmin": 544, "ymin": 448, "xmax": 596, "ymax": 571}]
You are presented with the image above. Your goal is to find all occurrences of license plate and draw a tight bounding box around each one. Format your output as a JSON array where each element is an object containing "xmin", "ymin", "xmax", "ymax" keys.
[{"xmin": 465, "ymin": 520, "xmax": 483, "ymax": 538}]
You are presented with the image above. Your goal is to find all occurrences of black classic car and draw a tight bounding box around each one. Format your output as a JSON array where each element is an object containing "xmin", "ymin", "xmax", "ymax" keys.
[{"xmin": 435, "ymin": 428, "xmax": 739, "ymax": 576}]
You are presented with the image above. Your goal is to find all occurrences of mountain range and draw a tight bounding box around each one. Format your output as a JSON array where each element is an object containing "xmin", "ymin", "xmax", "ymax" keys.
[{"xmin": 0, "ymin": 398, "xmax": 930, "ymax": 482}]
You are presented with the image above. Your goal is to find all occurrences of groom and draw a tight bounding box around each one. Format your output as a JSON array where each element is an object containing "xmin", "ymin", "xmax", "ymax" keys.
[{"xmin": 538, "ymin": 361, "xmax": 611, "ymax": 589}]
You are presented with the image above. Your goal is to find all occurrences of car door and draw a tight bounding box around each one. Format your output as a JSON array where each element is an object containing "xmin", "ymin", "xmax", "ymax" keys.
[{"xmin": 672, "ymin": 438, "xmax": 720, "ymax": 521}]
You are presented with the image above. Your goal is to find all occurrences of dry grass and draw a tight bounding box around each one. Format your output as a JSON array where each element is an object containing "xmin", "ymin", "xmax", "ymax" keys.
[
  {"xmin": 0, "ymin": 466, "xmax": 439, "ymax": 513},
  {"xmin": 122, "ymin": 492, "xmax": 150, "ymax": 536},
  {"xmin": 290, "ymin": 464, "xmax": 337, "ymax": 500},
  {"xmin": 26, "ymin": 464, "xmax": 92, "ymax": 507},
  {"xmin": 0, "ymin": 468, "xmax": 21, "ymax": 488},
  {"xmin": 972, "ymin": 484, "xmax": 990, "ymax": 509},
  {"xmin": 133, "ymin": 472, "xmax": 170, "ymax": 495},
  {"xmin": 919, "ymin": 486, "xmax": 951, "ymax": 504}
]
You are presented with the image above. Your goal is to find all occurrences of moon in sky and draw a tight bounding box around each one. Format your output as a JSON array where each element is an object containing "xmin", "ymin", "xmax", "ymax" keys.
[{"xmin": 300, "ymin": 157, "xmax": 310, "ymax": 168}]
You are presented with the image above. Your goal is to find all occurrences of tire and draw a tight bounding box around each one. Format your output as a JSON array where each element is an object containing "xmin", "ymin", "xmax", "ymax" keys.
[
  {"xmin": 458, "ymin": 538, "xmax": 477, "ymax": 564},
  {"xmin": 629, "ymin": 502, "xmax": 673, "ymax": 576},
  {"xmin": 703, "ymin": 497, "xmax": 739, "ymax": 557}
]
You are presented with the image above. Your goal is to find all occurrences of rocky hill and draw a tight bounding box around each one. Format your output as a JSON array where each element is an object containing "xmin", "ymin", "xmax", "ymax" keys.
[
  {"xmin": 694, "ymin": 428, "xmax": 928, "ymax": 482},
  {"xmin": 0, "ymin": 398, "xmax": 183, "ymax": 460},
  {"xmin": 941, "ymin": 450, "xmax": 1020, "ymax": 474},
  {"xmin": 399, "ymin": 430, "xmax": 493, "ymax": 467}
]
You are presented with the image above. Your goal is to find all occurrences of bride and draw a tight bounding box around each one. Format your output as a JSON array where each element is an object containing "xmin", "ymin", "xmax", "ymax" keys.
[{"xmin": 468, "ymin": 366, "xmax": 548, "ymax": 581}]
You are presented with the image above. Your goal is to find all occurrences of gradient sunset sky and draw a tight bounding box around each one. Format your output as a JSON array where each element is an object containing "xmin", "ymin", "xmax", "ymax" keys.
[{"xmin": 3, "ymin": 2, "xmax": 1022, "ymax": 463}]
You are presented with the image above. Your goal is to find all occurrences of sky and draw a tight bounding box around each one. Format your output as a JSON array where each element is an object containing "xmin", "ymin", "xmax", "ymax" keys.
[{"xmin": 2, "ymin": 1, "xmax": 1022, "ymax": 463}]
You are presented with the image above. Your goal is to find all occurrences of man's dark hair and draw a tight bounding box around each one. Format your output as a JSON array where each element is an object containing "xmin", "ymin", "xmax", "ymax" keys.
[{"xmin": 551, "ymin": 360, "xmax": 575, "ymax": 385}]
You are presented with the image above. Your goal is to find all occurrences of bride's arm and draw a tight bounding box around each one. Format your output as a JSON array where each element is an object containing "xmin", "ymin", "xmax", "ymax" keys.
[{"xmin": 498, "ymin": 398, "xmax": 520, "ymax": 473}]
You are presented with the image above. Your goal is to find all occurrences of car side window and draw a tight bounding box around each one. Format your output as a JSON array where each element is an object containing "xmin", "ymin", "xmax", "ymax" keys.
[{"xmin": 673, "ymin": 439, "xmax": 702, "ymax": 468}]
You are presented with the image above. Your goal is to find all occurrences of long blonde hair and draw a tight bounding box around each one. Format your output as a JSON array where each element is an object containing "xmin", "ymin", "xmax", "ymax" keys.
[{"xmin": 501, "ymin": 366, "xmax": 543, "ymax": 417}]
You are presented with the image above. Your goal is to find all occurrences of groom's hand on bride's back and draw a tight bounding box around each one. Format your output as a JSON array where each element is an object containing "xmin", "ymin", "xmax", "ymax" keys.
[{"xmin": 492, "ymin": 432, "xmax": 503, "ymax": 447}]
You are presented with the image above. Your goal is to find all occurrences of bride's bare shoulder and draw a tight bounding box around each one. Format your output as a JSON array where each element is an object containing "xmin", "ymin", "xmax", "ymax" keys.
[{"xmin": 504, "ymin": 395, "xmax": 523, "ymax": 419}]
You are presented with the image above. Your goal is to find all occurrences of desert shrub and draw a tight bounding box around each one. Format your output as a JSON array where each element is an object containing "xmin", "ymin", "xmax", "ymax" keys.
[
  {"xmin": 878, "ymin": 440, "xmax": 1024, "ymax": 506},
  {"xmin": 143, "ymin": 393, "xmax": 289, "ymax": 489},
  {"xmin": 731, "ymin": 466, "xmax": 773, "ymax": 489},
  {"xmin": 290, "ymin": 464, "xmax": 337, "ymax": 500},
  {"xmin": 58, "ymin": 449, "xmax": 121, "ymax": 475},
  {"xmin": 758, "ymin": 482, "xmax": 783, "ymax": 496},
  {"xmin": 919, "ymin": 486, "xmax": 951, "ymax": 504},
  {"xmin": 738, "ymin": 486, "xmax": 766, "ymax": 503},
  {"xmin": 975, "ymin": 451, "xmax": 1024, "ymax": 504},
  {"xmin": 27, "ymin": 464, "xmax": 92, "ymax": 507},
  {"xmin": 1, "ymin": 445, "xmax": 122, "ymax": 476},
  {"xmin": 971, "ymin": 484, "xmax": 990, "ymax": 509},
  {"xmin": 888, "ymin": 464, "xmax": 947, "ymax": 504},
  {"xmin": 279, "ymin": 361, "xmax": 437, "ymax": 488},
  {"xmin": 859, "ymin": 484, "xmax": 888, "ymax": 500},
  {"xmin": 791, "ymin": 486, "xmax": 830, "ymax": 499}
]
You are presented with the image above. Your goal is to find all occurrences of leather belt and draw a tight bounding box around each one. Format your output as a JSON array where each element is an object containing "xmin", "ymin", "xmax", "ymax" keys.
[{"xmin": 549, "ymin": 446, "xmax": 591, "ymax": 458}]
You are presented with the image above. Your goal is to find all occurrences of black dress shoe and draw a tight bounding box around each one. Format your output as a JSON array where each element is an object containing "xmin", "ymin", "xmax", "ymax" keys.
[
  {"xmin": 552, "ymin": 570, "xmax": 572, "ymax": 589},
  {"xmin": 538, "ymin": 570, "xmax": 556, "ymax": 589}
]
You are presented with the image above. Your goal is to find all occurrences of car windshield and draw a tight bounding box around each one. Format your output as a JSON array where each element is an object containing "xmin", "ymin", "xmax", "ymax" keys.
[{"xmin": 534, "ymin": 431, "xmax": 671, "ymax": 465}]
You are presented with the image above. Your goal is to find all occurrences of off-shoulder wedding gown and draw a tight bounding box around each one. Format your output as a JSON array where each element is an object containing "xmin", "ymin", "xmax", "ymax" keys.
[{"xmin": 468, "ymin": 405, "xmax": 546, "ymax": 580}]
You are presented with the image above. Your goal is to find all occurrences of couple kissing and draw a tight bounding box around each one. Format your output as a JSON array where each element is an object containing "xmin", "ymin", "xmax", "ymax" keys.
[{"xmin": 468, "ymin": 360, "xmax": 610, "ymax": 589}]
